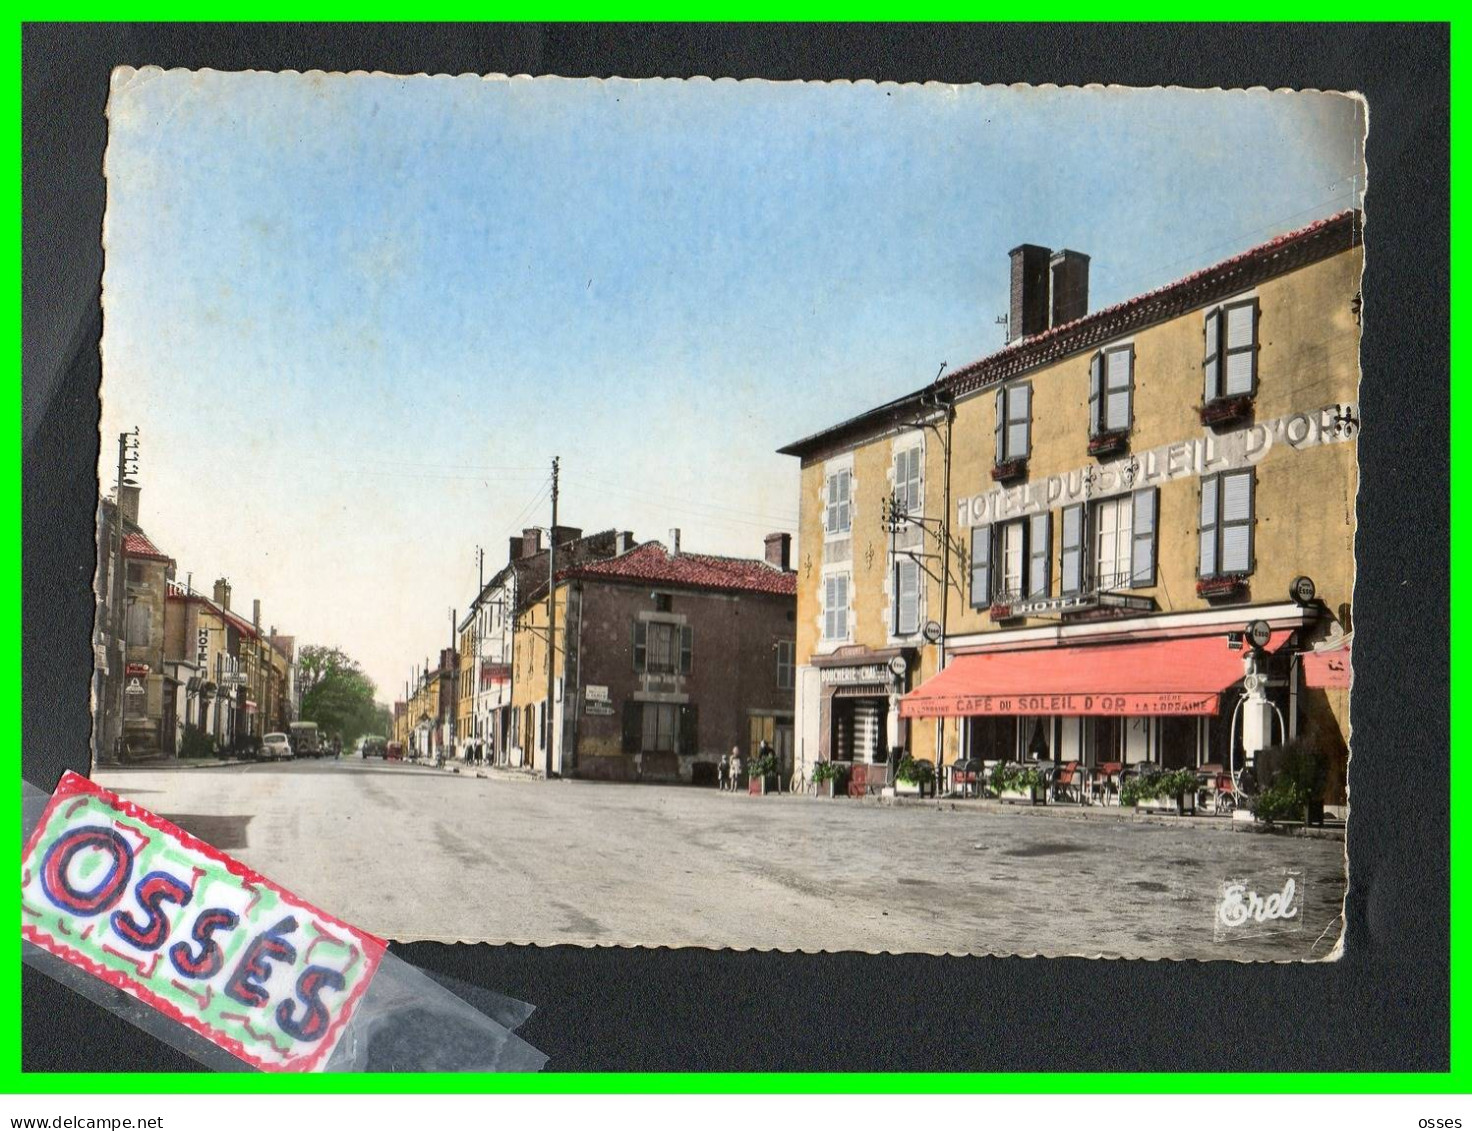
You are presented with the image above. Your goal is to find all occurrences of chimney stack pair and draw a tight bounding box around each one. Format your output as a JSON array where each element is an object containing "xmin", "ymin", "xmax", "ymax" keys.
[{"xmin": 1008, "ymin": 244, "xmax": 1090, "ymax": 343}]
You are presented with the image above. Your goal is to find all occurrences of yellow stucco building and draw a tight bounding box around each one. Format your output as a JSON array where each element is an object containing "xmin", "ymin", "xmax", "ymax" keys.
[{"xmin": 780, "ymin": 212, "xmax": 1360, "ymax": 808}]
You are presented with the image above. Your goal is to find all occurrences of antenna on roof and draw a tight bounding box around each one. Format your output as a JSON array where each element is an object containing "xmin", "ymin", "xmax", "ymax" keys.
[{"xmin": 995, "ymin": 313, "xmax": 1009, "ymax": 345}]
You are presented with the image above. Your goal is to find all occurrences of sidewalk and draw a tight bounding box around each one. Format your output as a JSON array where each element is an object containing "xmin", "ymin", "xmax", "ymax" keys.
[{"xmin": 97, "ymin": 754, "xmax": 257, "ymax": 771}]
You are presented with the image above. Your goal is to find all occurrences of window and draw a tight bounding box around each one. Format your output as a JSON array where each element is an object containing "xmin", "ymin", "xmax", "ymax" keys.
[
  {"xmin": 776, "ymin": 640, "xmax": 795, "ymax": 689},
  {"xmin": 126, "ymin": 562, "xmax": 146, "ymax": 585},
  {"xmin": 632, "ymin": 621, "xmax": 692, "ymax": 674},
  {"xmin": 893, "ymin": 446, "xmax": 922, "ymax": 519},
  {"xmin": 995, "ymin": 383, "xmax": 1032, "ymax": 463},
  {"xmin": 124, "ymin": 602, "xmax": 152, "ymax": 647},
  {"xmin": 998, "ymin": 520, "xmax": 1026, "ymax": 599},
  {"xmin": 823, "ymin": 573, "xmax": 850, "ymax": 641},
  {"xmin": 824, "ymin": 469, "xmax": 852, "ymax": 535},
  {"xmin": 641, "ymin": 702, "xmax": 678, "ymax": 752},
  {"xmin": 1200, "ymin": 471, "xmax": 1255, "ymax": 577},
  {"xmin": 1093, "ymin": 495, "xmax": 1133, "ymax": 591},
  {"xmin": 1090, "ymin": 346, "xmax": 1134, "ymax": 436},
  {"xmin": 1204, "ymin": 299, "xmax": 1259, "ymax": 401},
  {"xmin": 892, "ymin": 557, "xmax": 921, "ymax": 636}
]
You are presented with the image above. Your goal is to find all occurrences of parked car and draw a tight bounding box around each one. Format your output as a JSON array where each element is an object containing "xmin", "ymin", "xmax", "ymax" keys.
[
  {"xmin": 385, "ymin": 741, "xmax": 404, "ymax": 762},
  {"xmin": 261, "ymin": 733, "xmax": 293, "ymax": 761}
]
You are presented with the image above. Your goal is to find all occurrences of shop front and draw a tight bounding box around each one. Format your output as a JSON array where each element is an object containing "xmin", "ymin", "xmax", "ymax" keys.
[
  {"xmin": 903, "ymin": 618, "xmax": 1312, "ymax": 790},
  {"xmin": 813, "ymin": 648, "xmax": 916, "ymax": 787}
]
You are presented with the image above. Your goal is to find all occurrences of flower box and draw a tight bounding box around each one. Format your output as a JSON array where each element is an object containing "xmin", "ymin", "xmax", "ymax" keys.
[
  {"xmin": 991, "ymin": 458, "xmax": 1028, "ymax": 483},
  {"xmin": 1137, "ymin": 791, "xmax": 1197, "ymax": 815},
  {"xmin": 999, "ymin": 784, "xmax": 1047, "ymax": 806},
  {"xmin": 1088, "ymin": 430, "xmax": 1130, "ymax": 457},
  {"xmin": 1199, "ymin": 395, "xmax": 1254, "ymax": 428},
  {"xmin": 814, "ymin": 778, "xmax": 836, "ymax": 798},
  {"xmin": 748, "ymin": 774, "xmax": 779, "ymax": 795},
  {"xmin": 1196, "ymin": 575, "xmax": 1249, "ymax": 600},
  {"xmin": 989, "ymin": 602, "xmax": 1018, "ymax": 622}
]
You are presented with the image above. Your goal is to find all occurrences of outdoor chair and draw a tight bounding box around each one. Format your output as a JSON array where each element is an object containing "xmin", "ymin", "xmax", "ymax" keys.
[
  {"xmin": 1090, "ymin": 762, "xmax": 1124, "ymax": 805},
  {"xmin": 1051, "ymin": 761, "xmax": 1086, "ymax": 805}
]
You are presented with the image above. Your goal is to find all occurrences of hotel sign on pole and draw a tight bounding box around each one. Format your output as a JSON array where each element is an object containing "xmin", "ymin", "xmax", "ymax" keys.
[
  {"xmin": 196, "ymin": 628, "xmax": 209, "ymax": 670},
  {"xmin": 957, "ymin": 402, "xmax": 1359, "ymax": 528}
]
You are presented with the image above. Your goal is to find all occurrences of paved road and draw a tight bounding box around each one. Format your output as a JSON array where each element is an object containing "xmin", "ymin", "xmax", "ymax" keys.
[{"xmin": 94, "ymin": 759, "xmax": 1346, "ymax": 961}]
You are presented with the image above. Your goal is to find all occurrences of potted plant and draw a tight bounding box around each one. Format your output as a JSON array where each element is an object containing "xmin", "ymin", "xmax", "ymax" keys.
[
  {"xmin": 990, "ymin": 762, "xmax": 1047, "ymax": 805},
  {"xmin": 1196, "ymin": 573, "xmax": 1250, "ymax": 600},
  {"xmin": 748, "ymin": 747, "xmax": 780, "ymax": 795},
  {"xmin": 1125, "ymin": 768, "xmax": 1200, "ymax": 815},
  {"xmin": 990, "ymin": 457, "xmax": 1028, "ymax": 483},
  {"xmin": 1252, "ymin": 739, "xmax": 1328, "ymax": 826},
  {"xmin": 811, "ymin": 760, "xmax": 840, "ymax": 798},
  {"xmin": 894, "ymin": 755, "xmax": 936, "ymax": 798},
  {"xmin": 1088, "ymin": 429, "xmax": 1130, "ymax": 457},
  {"xmin": 1198, "ymin": 394, "xmax": 1254, "ymax": 428}
]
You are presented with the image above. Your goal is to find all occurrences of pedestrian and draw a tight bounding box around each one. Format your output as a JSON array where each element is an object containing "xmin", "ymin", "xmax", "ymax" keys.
[
  {"xmin": 718, "ymin": 750, "xmax": 730, "ymax": 791},
  {"xmin": 730, "ymin": 745, "xmax": 743, "ymax": 794}
]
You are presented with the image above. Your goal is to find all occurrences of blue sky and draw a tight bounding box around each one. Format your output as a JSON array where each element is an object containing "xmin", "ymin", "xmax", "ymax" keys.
[{"xmin": 99, "ymin": 70, "xmax": 1365, "ymax": 697}]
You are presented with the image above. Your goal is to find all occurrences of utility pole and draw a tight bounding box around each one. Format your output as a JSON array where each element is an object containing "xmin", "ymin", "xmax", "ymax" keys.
[
  {"xmin": 545, "ymin": 455, "xmax": 559, "ymax": 778},
  {"xmin": 105, "ymin": 429, "xmax": 138, "ymax": 765},
  {"xmin": 449, "ymin": 606, "xmax": 457, "ymax": 758}
]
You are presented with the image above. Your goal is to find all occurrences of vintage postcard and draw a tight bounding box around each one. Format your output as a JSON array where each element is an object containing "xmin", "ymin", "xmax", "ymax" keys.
[{"xmin": 89, "ymin": 70, "xmax": 1363, "ymax": 960}]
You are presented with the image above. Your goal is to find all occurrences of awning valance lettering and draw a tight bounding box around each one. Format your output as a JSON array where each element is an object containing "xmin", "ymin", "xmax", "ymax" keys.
[{"xmin": 899, "ymin": 631, "xmax": 1291, "ymax": 719}]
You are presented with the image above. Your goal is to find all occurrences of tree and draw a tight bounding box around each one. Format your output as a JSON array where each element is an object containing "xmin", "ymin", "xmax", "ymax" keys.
[{"xmin": 298, "ymin": 645, "xmax": 380, "ymax": 748}]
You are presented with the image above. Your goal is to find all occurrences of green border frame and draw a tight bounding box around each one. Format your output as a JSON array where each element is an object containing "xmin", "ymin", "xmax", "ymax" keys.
[{"xmin": 9, "ymin": 16, "xmax": 1460, "ymax": 1094}]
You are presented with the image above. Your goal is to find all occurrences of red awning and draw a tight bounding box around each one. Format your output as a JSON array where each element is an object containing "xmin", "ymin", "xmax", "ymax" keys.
[
  {"xmin": 1302, "ymin": 641, "xmax": 1351, "ymax": 688},
  {"xmin": 900, "ymin": 631, "xmax": 1292, "ymax": 719}
]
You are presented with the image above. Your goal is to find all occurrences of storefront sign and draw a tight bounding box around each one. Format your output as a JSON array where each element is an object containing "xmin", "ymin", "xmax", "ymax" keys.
[
  {"xmin": 926, "ymin": 691, "xmax": 1220, "ymax": 717},
  {"xmin": 585, "ymin": 684, "xmax": 610, "ymax": 703},
  {"xmin": 196, "ymin": 628, "xmax": 209, "ymax": 670},
  {"xmin": 125, "ymin": 678, "xmax": 145, "ymax": 697},
  {"xmin": 820, "ymin": 663, "xmax": 892, "ymax": 686},
  {"xmin": 22, "ymin": 772, "xmax": 385, "ymax": 1072},
  {"xmin": 584, "ymin": 702, "xmax": 615, "ymax": 716},
  {"xmin": 125, "ymin": 663, "xmax": 150, "ymax": 676},
  {"xmin": 957, "ymin": 402, "xmax": 1359, "ymax": 528}
]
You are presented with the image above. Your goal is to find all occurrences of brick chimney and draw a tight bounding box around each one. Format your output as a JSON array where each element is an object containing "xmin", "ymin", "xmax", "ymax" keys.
[
  {"xmin": 118, "ymin": 483, "xmax": 141, "ymax": 527},
  {"xmin": 550, "ymin": 525, "xmax": 582, "ymax": 547},
  {"xmin": 252, "ymin": 599, "xmax": 261, "ymax": 631},
  {"xmin": 1050, "ymin": 249, "xmax": 1090, "ymax": 327},
  {"xmin": 508, "ymin": 536, "xmax": 524, "ymax": 563},
  {"xmin": 213, "ymin": 578, "xmax": 231, "ymax": 610},
  {"xmin": 669, "ymin": 528, "xmax": 681, "ymax": 557},
  {"xmin": 521, "ymin": 528, "xmax": 543, "ymax": 559},
  {"xmin": 615, "ymin": 531, "xmax": 636, "ymax": 555},
  {"xmin": 764, "ymin": 532, "xmax": 792, "ymax": 571},
  {"xmin": 1009, "ymin": 243, "xmax": 1052, "ymax": 343}
]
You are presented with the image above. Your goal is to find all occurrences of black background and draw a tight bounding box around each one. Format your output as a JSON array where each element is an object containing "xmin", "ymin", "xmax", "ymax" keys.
[{"xmin": 21, "ymin": 23, "xmax": 1450, "ymax": 1073}]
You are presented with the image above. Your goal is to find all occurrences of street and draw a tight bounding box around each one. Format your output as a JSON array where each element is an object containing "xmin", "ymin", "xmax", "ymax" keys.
[{"xmin": 94, "ymin": 760, "xmax": 1346, "ymax": 961}]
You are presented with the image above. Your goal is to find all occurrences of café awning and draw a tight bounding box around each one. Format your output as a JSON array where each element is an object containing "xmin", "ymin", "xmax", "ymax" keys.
[{"xmin": 900, "ymin": 631, "xmax": 1291, "ymax": 719}]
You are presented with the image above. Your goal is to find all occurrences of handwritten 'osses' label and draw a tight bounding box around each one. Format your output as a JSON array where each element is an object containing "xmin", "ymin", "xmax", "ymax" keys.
[{"xmin": 22, "ymin": 772, "xmax": 385, "ymax": 1072}]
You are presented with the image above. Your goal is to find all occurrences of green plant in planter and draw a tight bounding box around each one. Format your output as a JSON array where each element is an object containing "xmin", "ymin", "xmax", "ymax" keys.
[
  {"xmin": 895, "ymin": 755, "xmax": 935, "ymax": 786},
  {"xmin": 811, "ymin": 761, "xmax": 839, "ymax": 784},
  {"xmin": 751, "ymin": 749, "xmax": 779, "ymax": 778},
  {"xmin": 1121, "ymin": 768, "xmax": 1199, "ymax": 807},
  {"xmin": 1252, "ymin": 738, "xmax": 1327, "ymax": 824},
  {"xmin": 180, "ymin": 724, "xmax": 215, "ymax": 760},
  {"xmin": 989, "ymin": 763, "xmax": 1044, "ymax": 795}
]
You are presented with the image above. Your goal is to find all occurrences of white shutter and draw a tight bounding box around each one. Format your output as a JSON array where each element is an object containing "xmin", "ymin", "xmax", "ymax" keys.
[
  {"xmin": 994, "ymin": 388, "xmax": 1005, "ymax": 462},
  {"xmin": 1221, "ymin": 471, "xmax": 1254, "ymax": 573},
  {"xmin": 1204, "ymin": 309, "xmax": 1221, "ymax": 401},
  {"xmin": 970, "ymin": 525, "xmax": 992, "ymax": 607},
  {"xmin": 836, "ymin": 574, "xmax": 849, "ymax": 638},
  {"xmin": 1199, "ymin": 475, "xmax": 1219, "ymax": 577},
  {"xmin": 1010, "ymin": 384, "xmax": 1032, "ymax": 458},
  {"xmin": 1222, "ymin": 471, "xmax": 1252, "ymax": 521},
  {"xmin": 1224, "ymin": 301, "xmax": 1257, "ymax": 396},
  {"xmin": 1106, "ymin": 346, "xmax": 1131, "ymax": 432},
  {"xmin": 1028, "ymin": 512, "xmax": 1051, "ymax": 599},
  {"xmin": 1088, "ymin": 353, "xmax": 1102, "ymax": 436},
  {"xmin": 1060, "ymin": 504, "xmax": 1083, "ymax": 595},
  {"xmin": 898, "ymin": 560, "xmax": 920, "ymax": 635},
  {"xmin": 1131, "ymin": 487, "xmax": 1158, "ymax": 587}
]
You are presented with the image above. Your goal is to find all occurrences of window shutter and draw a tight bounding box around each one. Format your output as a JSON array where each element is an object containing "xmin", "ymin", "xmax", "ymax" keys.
[
  {"xmin": 838, "ymin": 471, "xmax": 850, "ymax": 532},
  {"xmin": 994, "ymin": 389, "xmax": 1005, "ymax": 463},
  {"xmin": 1106, "ymin": 347, "xmax": 1132, "ymax": 433},
  {"xmin": 1224, "ymin": 300, "xmax": 1258, "ymax": 396},
  {"xmin": 622, "ymin": 700, "xmax": 641, "ymax": 753},
  {"xmin": 1131, "ymin": 487, "xmax": 1158, "ymax": 587},
  {"xmin": 1010, "ymin": 384, "xmax": 1031, "ymax": 459},
  {"xmin": 897, "ymin": 560, "xmax": 919, "ymax": 635},
  {"xmin": 680, "ymin": 704, "xmax": 699, "ymax": 756},
  {"xmin": 680, "ymin": 625, "xmax": 693, "ymax": 674},
  {"xmin": 1028, "ymin": 512, "xmax": 1051, "ymax": 599},
  {"xmin": 1204, "ymin": 308, "xmax": 1221, "ymax": 401},
  {"xmin": 970, "ymin": 525, "xmax": 992, "ymax": 607},
  {"xmin": 836, "ymin": 574, "xmax": 849, "ymax": 638},
  {"xmin": 1088, "ymin": 353, "xmax": 1102, "ymax": 437},
  {"xmin": 1221, "ymin": 470, "xmax": 1254, "ymax": 574},
  {"xmin": 1060, "ymin": 504, "xmax": 1084, "ymax": 595},
  {"xmin": 632, "ymin": 620, "xmax": 647, "ymax": 671},
  {"xmin": 1199, "ymin": 474, "xmax": 1219, "ymax": 577}
]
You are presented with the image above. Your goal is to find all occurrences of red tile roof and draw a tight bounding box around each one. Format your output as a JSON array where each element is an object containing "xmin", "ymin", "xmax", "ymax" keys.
[
  {"xmin": 561, "ymin": 541, "xmax": 796, "ymax": 596},
  {"xmin": 122, "ymin": 532, "xmax": 172, "ymax": 562}
]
